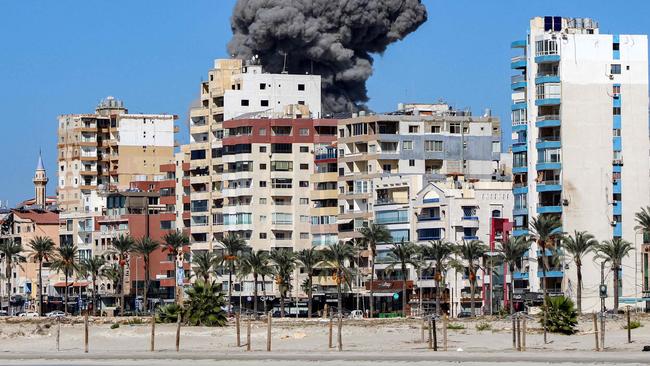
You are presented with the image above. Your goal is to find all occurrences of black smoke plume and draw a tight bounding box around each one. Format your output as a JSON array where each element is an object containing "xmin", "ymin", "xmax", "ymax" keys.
[{"xmin": 228, "ymin": 0, "xmax": 427, "ymax": 114}]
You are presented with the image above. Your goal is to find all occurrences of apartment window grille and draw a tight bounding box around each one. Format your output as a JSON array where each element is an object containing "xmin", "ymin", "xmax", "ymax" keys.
[
  {"xmin": 425, "ymin": 140, "xmax": 443, "ymax": 152},
  {"xmin": 300, "ymin": 146, "xmax": 309, "ymax": 153},
  {"xmin": 300, "ymin": 164, "xmax": 309, "ymax": 170},
  {"xmin": 431, "ymin": 125, "xmax": 441, "ymax": 133},
  {"xmin": 299, "ymin": 128, "xmax": 309, "ymax": 136},
  {"xmin": 450, "ymin": 123, "xmax": 461, "ymax": 134},
  {"xmin": 299, "ymin": 198, "xmax": 309, "ymax": 205},
  {"xmin": 402, "ymin": 141, "xmax": 413, "ymax": 150},
  {"xmin": 409, "ymin": 160, "xmax": 415, "ymax": 167},
  {"xmin": 535, "ymin": 39, "xmax": 558, "ymax": 56},
  {"xmin": 408, "ymin": 125, "xmax": 419, "ymax": 133},
  {"xmin": 611, "ymin": 64, "xmax": 622, "ymax": 74}
]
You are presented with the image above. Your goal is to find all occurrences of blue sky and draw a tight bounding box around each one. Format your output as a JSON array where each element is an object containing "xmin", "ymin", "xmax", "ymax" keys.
[{"xmin": 0, "ymin": 0, "xmax": 648, "ymax": 205}]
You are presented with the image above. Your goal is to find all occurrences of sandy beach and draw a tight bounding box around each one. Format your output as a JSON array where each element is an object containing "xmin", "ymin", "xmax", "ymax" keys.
[{"xmin": 0, "ymin": 314, "xmax": 648, "ymax": 365}]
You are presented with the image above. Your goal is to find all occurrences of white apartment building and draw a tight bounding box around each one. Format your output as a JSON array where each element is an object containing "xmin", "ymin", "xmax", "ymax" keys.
[{"xmin": 511, "ymin": 16, "xmax": 649, "ymax": 311}]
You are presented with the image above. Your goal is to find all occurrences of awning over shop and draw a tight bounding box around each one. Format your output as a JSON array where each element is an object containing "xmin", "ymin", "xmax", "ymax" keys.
[{"xmin": 53, "ymin": 282, "xmax": 90, "ymax": 288}]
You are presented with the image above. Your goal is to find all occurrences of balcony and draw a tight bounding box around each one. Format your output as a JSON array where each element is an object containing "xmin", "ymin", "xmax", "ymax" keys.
[
  {"xmin": 537, "ymin": 203, "xmax": 562, "ymax": 214},
  {"xmin": 535, "ymin": 74, "xmax": 560, "ymax": 84},
  {"xmin": 417, "ymin": 215, "xmax": 441, "ymax": 222},
  {"xmin": 536, "ymin": 161, "xmax": 561, "ymax": 171},
  {"xmin": 535, "ymin": 96, "xmax": 561, "ymax": 106},
  {"xmin": 513, "ymin": 228, "xmax": 529, "ymax": 236},
  {"xmin": 613, "ymin": 201, "xmax": 622, "ymax": 215},
  {"xmin": 536, "ymin": 180, "xmax": 562, "ymax": 192},
  {"xmin": 512, "ymin": 165, "xmax": 528, "ymax": 174},
  {"xmin": 512, "ymin": 271, "xmax": 529, "ymax": 280},
  {"xmin": 511, "ymin": 75, "xmax": 527, "ymax": 90},
  {"xmin": 511, "ymin": 55, "xmax": 527, "ymax": 69},
  {"xmin": 536, "ymin": 137, "xmax": 561, "ymax": 150},
  {"xmin": 537, "ymin": 268, "xmax": 564, "ymax": 278},
  {"xmin": 512, "ymin": 141, "xmax": 527, "ymax": 153},
  {"xmin": 512, "ymin": 120, "xmax": 528, "ymax": 133},
  {"xmin": 511, "ymin": 39, "xmax": 526, "ymax": 49},
  {"xmin": 511, "ymin": 99, "xmax": 527, "ymax": 111},
  {"xmin": 463, "ymin": 236, "xmax": 479, "ymax": 241},
  {"xmin": 535, "ymin": 54, "xmax": 560, "ymax": 63},
  {"xmin": 513, "ymin": 206, "xmax": 528, "ymax": 216},
  {"xmin": 536, "ymin": 115, "xmax": 561, "ymax": 128}
]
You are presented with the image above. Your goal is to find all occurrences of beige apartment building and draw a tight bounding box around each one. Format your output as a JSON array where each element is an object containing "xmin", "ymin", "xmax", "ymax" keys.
[{"xmin": 57, "ymin": 96, "xmax": 177, "ymax": 212}]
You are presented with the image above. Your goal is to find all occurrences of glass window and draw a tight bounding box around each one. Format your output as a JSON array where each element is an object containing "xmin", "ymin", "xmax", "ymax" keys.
[
  {"xmin": 425, "ymin": 140, "xmax": 443, "ymax": 152},
  {"xmin": 611, "ymin": 64, "xmax": 622, "ymax": 74},
  {"xmin": 375, "ymin": 210, "xmax": 408, "ymax": 225},
  {"xmin": 402, "ymin": 141, "xmax": 413, "ymax": 150}
]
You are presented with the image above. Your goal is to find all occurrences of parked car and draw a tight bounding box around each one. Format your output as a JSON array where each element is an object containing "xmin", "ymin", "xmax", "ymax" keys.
[
  {"xmin": 348, "ymin": 310, "xmax": 364, "ymax": 319},
  {"xmin": 19, "ymin": 312, "xmax": 39, "ymax": 318},
  {"xmin": 46, "ymin": 311, "xmax": 66, "ymax": 318},
  {"xmin": 0, "ymin": 310, "xmax": 8, "ymax": 317},
  {"xmin": 457, "ymin": 311, "xmax": 472, "ymax": 318}
]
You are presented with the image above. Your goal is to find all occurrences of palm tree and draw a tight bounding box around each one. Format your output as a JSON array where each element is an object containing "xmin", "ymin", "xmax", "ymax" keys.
[
  {"xmin": 496, "ymin": 236, "xmax": 532, "ymax": 314},
  {"xmin": 322, "ymin": 241, "xmax": 356, "ymax": 316},
  {"xmin": 27, "ymin": 236, "xmax": 55, "ymax": 316},
  {"xmin": 102, "ymin": 263, "xmax": 121, "ymax": 303},
  {"xmin": 358, "ymin": 223, "xmax": 391, "ymax": 318},
  {"xmin": 80, "ymin": 256, "xmax": 106, "ymax": 316},
  {"xmin": 561, "ymin": 231, "xmax": 597, "ymax": 314},
  {"xmin": 239, "ymin": 249, "xmax": 272, "ymax": 318},
  {"xmin": 111, "ymin": 234, "xmax": 134, "ymax": 316},
  {"xmin": 595, "ymin": 238, "xmax": 633, "ymax": 312},
  {"xmin": 217, "ymin": 233, "xmax": 247, "ymax": 314},
  {"xmin": 529, "ymin": 215, "xmax": 563, "ymax": 343},
  {"xmin": 423, "ymin": 240, "xmax": 455, "ymax": 315},
  {"xmin": 50, "ymin": 244, "xmax": 79, "ymax": 314},
  {"xmin": 162, "ymin": 230, "xmax": 189, "ymax": 304},
  {"xmin": 385, "ymin": 240, "xmax": 418, "ymax": 317},
  {"xmin": 634, "ymin": 206, "xmax": 650, "ymax": 240},
  {"xmin": 132, "ymin": 236, "xmax": 160, "ymax": 313},
  {"xmin": 0, "ymin": 239, "xmax": 24, "ymax": 314},
  {"xmin": 458, "ymin": 239, "xmax": 488, "ymax": 317},
  {"xmin": 295, "ymin": 248, "xmax": 320, "ymax": 318},
  {"xmin": 192, "ymin": 251, "xmax": 217, "ymax": 283},
  {"xmin": 270, "ymin": 249, "xmax": 296, "ymax": 318}
]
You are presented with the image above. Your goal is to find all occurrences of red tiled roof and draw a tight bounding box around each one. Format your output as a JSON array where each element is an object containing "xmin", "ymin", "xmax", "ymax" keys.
[{"xmin": 12, "ymin": 210, "xmax": 59, "ymax": 225}]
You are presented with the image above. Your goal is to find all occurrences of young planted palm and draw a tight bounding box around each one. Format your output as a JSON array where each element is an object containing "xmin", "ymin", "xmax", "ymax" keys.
[
  {"xmin": 358, "ymin": 223, "xmax": 391, "ymax": 318},
  {"xmin": 385, "ymin": 240, "xmax": 418, "ymax": 317},
  {"xmin": 27, "ymin": 236, "xmax": 55, "ymax": 315},
  {"xmin": 162, "ymin": 230, "xmax": 189, "ymax": 304},
  {"xmin": 238, "ymin": 249, "xmax": 272, "ymax": 318},
  {"xmin": 595, "ymin": 238, "xmax": 633, "ymax": 312},
  {"xmin": 192, "ymin": 251, "xmax": 217, "ymax": 283},
  {"xmin": 529, "ymin": 215, "xmax": 563, "ymax": 343},
  {"xmin": 424, "ymin": 240, "xmax": 455, "ymax": 315},
  {"xmin": 296, "ymin": 248, "xmax": 321, "ymax": 318},
  {"xmin": 217, "ymin": 233, "xmax": 247, "ymax": 314},
  {"xmin": 458, "ymin": 239, "xmax": 488, "ymax": 317},
  {"xmin": 322, "ymin": 241, "xmax": 356, "ymax": 317},
  {"xmin": 102, "ymin": 263, "xmax": 122, "ymax": 301},
  {"xmin": 50, "ymin": 244, "xmax": 79, "ymax": 314},
  {"xmin": 80, "ymin": 256, "xmax": 106, "ymax": 316},
  {"xmin": 132, "ymin": 236, "xmax": 160, "ymax": 313},
  {"xmin": 562, "ymin": 231, "xmax": 597, "ymax": 314},
  {"xmin": 496, "ymin": 236, "xmax": 533, "ymax": 314},
  {"xmin": 270, "ymin": 249, "xmax": 296, "ymax": 318},
  {"xmin": 111, "ymin": 234, "xmax": 134, "ymax": 316}
]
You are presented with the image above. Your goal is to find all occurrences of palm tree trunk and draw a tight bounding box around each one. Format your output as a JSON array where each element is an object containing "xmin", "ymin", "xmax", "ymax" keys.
[
  {"xmin": 509, "ymin": 264, "xmax": 515, "ymax": 315},
  {"xmin": 369, "ymin": 258, "xmax": 375, "ymax": 318},
  {"xmin": 92, "ymin": 275, "xmax": 97, "ymax": 316},
  {"xmin": 5, "ymin": 260, "xmax": 11, "ymax": 314},
  {"xmin": 541, "ymin": 243, "xmax": 548, "ymax": 344},
  {"xmin": 64, "ymin": 272, "xmax": 69, "ymax": 314},
  {"xmin": 280, "ymin": 292, "xmax": 285, "ymax": 318},
  {"xmin": 307, "ymin": 274, "xmax": 313, "ymax": 319},
  {"xmin": 120, "ymin": 265, "xmax": 125, "ymax": 316},
  {"xmin": 38, "ymin": 260, "xmax": 43, "ymax": 316},
  {"xmin": 228, "ymin": 267, "xmax": 234, "ymax": 315},
  {"xmin": 253, "ymin": 273, "xmax": 258, "ymax": 318},
  {"xmin": 402, "ymin": 273, "xmax": 407, "ymax": 317},
  {"xmin": 143, "ymin": 259, "xmax": 149, "ymax": 313},
  {"xmin": 435, "ymin": 277, "xmax": 441, "ymax": 316},
  {"xmin": 470, "ymin": 276, "xmax": 476, "ymax": 317},
  {"xmin": 613, "ymin": 266, "xmax": 619, "ymax": 312},
  {"xmin": 337, "ymin": 274, "xmax": 343, "ymax": 317},
  {"xmin": 576, "ymin": 264, "xmax": 582, "ymax": 314}
]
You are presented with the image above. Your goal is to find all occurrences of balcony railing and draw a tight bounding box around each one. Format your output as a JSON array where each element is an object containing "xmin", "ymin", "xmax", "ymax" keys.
[
  {"xmin": 511, "ymin": 55, "xmax": 526, "ymax": 63},
  {"xmin": 537, "ymin": 115, "xmax": 560, "ymax": 121},
  {"xmin": 538, "ymin": 180, "xmax": 560, "ymax": 186},
  {"xmin": 511, "ymin": 75, "xmax": 525, "ymax": 84}
]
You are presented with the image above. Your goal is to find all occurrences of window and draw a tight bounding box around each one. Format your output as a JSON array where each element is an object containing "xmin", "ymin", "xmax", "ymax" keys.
[
  {"xmin": 408, "ymin": 125, "xmax": 419, "ymax": 133},
  {"xmin": 299, "ymin": 198, "xmax": 309, "ymax": 205},
  {"xmin": 259, "ymin": 146, "xmax": 267, "ymax": 153},
  {"xmin": 425, "ymin": 140, "xmax": 443, "ymax": 152},
  {"xmin": 298, "ymin": 100, "xmax": 305, "ymax": 105},
  {"xmin": 402, "ymin": 141, "xmax": 413, "ymax": 150},
  {"xmin": 298, "ymin": 84, "xmax": 305, "ymax": 91},
  {"xmin": 259, "ymin": 198, "xmax": 267, "ymax": 204},
  {"xmin": 613, "ymin": 85, "xmax": 621, "ymax": 94},
  {"xmin": 300, "ymin": 232, "xmax": 309, "ymax": 239},
  {"xmin": 260, "ymin": 233, "xmax": 267, "ymax": 239},
  {"xmin": 431, "ymin": 125, "xmax": 441, "ymax": 133},
  {"xmin": 613, "ymin": 128, "xmax": 621, "ymax": 137},
  {"xmin": 299, "ymin": 128, "xmax": 309, "ymax": 136},
  {"xmin": 450, "ymin": 123, "xmax": 461, "ymax": 134},
  {"xmin": 241, "ymin": 99, "xmax": 250, "ymax": 106},
  {"xmin": 382, "ymin": 164, "xmax": 392, "ymax": 173},
  {"xmin": 261, "ymin": 100, "xmax": 269, "ymax": 107},
  {"xmin": 260, "ymin": 83, "xmax": 266, "ymax": 90},
  {"xmin": 300, "ymin": 164, "xmax": 309, "ymax": 170},
  {"xmin": 259, "ymin": 163, "xmax": 267, "ymax": 170},
  {"xmin": 300, "ymin": 146, "xmax": 309, "ymax": 153},
  {"xmin": 535, "ymin": 39, "xmax": 558, "ymax": 56},
  {"xmin": 613, "ymin": 42, "xmax": 620, "ymax": 51},
  {"xmin": 376, "ymin": 210, "xmax": 408, "ymax": 225},
  {"xmin": 259, "ymin": 181, "xmax": 267, "ymax": 187},
  {"xmin": 409, "ymin": 160, "xmax": 415, "ymax": 167},
  {"xmin": 613, "ymin": 107, "xmax": 621, "ymax": 115},
  {"xmin": 259, "ymin": 128, "xmax": 266, "ymax": 136},
  {"xmin": 611, "ymin": 64, "xmax": 622, "ymax": 74},
  {"xmin": 299, "ymin": 181, "xmax": 309, "ymax": 188}
]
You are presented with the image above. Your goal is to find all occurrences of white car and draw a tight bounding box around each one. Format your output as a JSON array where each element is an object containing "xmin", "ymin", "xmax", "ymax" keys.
[
  {"xmin": 348, "ymin": 310, "xmax": 364, "ymax": 320},
  {"xmin": 19, "ymin": 312, "xmax": 39, "ymax": 318},
  {"xmin": 46, "ymin": 311, "xmax": 66, "ymax": 318}
]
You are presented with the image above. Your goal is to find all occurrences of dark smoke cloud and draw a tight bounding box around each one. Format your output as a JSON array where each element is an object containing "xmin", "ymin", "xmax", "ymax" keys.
[{"xmin": 228, "ymin": 0, "xmax": 427, "ymax": 114}]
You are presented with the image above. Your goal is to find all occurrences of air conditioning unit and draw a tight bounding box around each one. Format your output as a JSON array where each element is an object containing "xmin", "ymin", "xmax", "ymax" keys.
[
  {"xmin": 611, "ymin": 220, "xmax": 617, "ymax": 227},
  {"xmin": 562, "ymin": 199, "xmax": 569, "ymax": 206},
  {"xmin": 613, "ymin": 93, "xmax": 620, "ymax": 99},
  {"xmin": 613, "ymin": 159, "xmax": 624, "ymax": 166}
]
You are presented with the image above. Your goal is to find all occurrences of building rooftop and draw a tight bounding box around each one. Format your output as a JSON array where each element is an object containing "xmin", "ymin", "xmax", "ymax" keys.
[{"xmin": 12, "ymin": 210, "xmax": 59, "ymax": 225}]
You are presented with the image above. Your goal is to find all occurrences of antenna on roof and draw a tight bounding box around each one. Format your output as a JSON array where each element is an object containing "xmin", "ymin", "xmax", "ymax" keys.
[{"xmin": 281, "ymin": 52, "xmax": 288, "ymax": 74}]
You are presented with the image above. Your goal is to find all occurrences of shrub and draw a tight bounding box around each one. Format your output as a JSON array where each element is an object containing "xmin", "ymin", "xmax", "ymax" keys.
[
  {"xmin": 540, "ymin": 296, "xmax": 578, "ymax": 335},
  {"xmin": 623, "ymin": 320, "xmax": 642, "ymax": 330},
  {"xmin": 157, "ymin": 303, "xmax": 183, "ymax": 324},
  {"xmin": 447, "ymin": 323, "xmax": 465, "ymax": 330},
  {"xmin": 110, "ymin": 323, "xmax": 120, "ymax": 329},
  {"xmin": 476, "ymin": 322, "xmax": 491, "ymax": 331},
  {"xmin": 127, "ymin": 318, "xmax": 144, "ymax": 325},
  {"xmin": 185, "ymin": 281, "xmax": 227, "ymax": 327}
]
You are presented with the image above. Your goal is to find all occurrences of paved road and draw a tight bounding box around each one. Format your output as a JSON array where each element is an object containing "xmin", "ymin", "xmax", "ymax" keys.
[{"xmin": 1, "ymin": 352, "xmax": 648, "ymax": 366}]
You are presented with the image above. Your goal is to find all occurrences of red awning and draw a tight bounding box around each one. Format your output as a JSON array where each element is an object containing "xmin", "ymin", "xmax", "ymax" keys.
[{"xmin": 53, "ymin": 282, "xmax": 89, "ymax": 288}]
